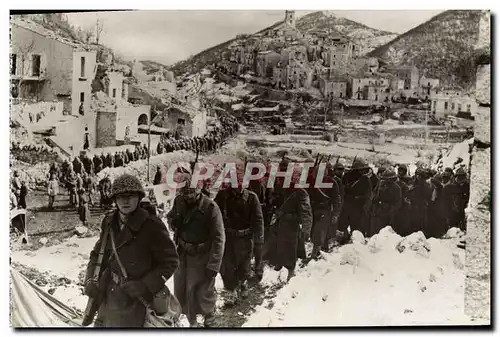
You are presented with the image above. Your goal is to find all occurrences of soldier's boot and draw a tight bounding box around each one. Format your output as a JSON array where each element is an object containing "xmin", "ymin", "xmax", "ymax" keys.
[
  {"xmin": 286, "ymin": 268, "xmax": 296, "ymax": 282},
  {"xmin": 274, "ymin": 265, "xmax": 283, "ymax": 272},
  {"xmin": 225, "ymin": 289, "xmax": 239, "ymax": 306},
  {"xmin": 188, "ymin": 314, "xmax": 199, "ymax": 328},
  {"xmin": 311, "ymin": 245, "xmax": 321, "ymax": 260},
  {"xmin": 238, "ymin": 280, "xmax": 249, "ymax": 299},
  {"xmin": 204, "ymin": 313, "xmax": 216, "ymax": 327}
]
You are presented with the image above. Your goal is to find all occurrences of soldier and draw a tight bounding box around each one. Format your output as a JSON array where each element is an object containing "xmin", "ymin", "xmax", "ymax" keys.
[
  {"xmin": 338, "ymin": 158, "xmax": 373, "ymax": 240},
  {"xmin": 100, "ymin": 153, "xmax": 107, "ymax": 169},
  {"xmin": 93, "ymin": 154, "xmax": 103, "ymax": 174},
  {"xmin": 123, "ymin": 151, "xmax": 131, "ymax": 165},
  {"xmin": 215, "ymin": 185, "xmax": 264, "ymax": 304},
  {"xmin": 99, "ymin": 175, "xmax": 113, "ymax": 208},
  {"xmin": 267, "ymin": 172, "xmax": 312, "ymax": 282},
  {"xmin": 143, "ymin": 144, "xmax": 149, "ymax": 158},
  {"xmin": 394, "ymin": 165, "xmax": 411, "ymax": 236},
  {"xmin": 153, "ymin": 166, "xmax": 162, "ymax": 185},
  {"xmin": 49, "ymin": 162, "xmax": 60, "ymax": 181},
  {"xmin": 333, "ymin": 162, "xmax": 345, "ymax": 204},
  {"xmin": 134, "ymin": 146, "xmax": 141, "ymax": 161},
  {"xmin": 308, "ymin": 165, "xmax": 341, "ymax": 257},
  {"xmin": 449, "ymin": 168, "xmax": 470, "ymax": 231},
  {"xmin": 73, "ymin": 157, "xmax": 83, "ymax": 175},
  {"xmin": 113, "ymin": 152, "xmax": 121, "ymax": 167},
  {"xmin": 427, "ymin": 171, "xmax": 450, "ymax": 238},
  {"xmin": 165, "ymin": 140, "xmax": 174, "ymax": 153},
  {"xmin": 82, "ymin": 172, "xmax": 95, "ymax": 206},
  {"xmin": 66, "ymin": 169, "xmax": 78, "ymax": 206},
  {"xmin": 83, "ymin": 174, "xmax": 179, "ymax": 327},
  {"xmin": 157, "ymin": 142, "xmax": 164, "ymax": 155},
  {"xmin": 81, "ymin": 153, "xmax": 94, "ymax": 175},
  {"xmin": 167, "ymin": 174, "xmax": 225, "ymax": 328},
  {"xmin": 407, "ymin": 167, "xmax": 433, "ymax": 234},
  {"xmin": 370, "ymin": 170, "xmax": 402, "ymax": 236}
]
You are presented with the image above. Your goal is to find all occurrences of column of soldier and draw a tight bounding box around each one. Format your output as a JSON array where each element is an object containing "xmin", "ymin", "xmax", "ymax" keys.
[
  {"xmin": 165, "ymin": 152, "xmax": 471, "ymax": 320},
  {"xmin": 156, "ymin": 116, "xmax": 239, "ymax": 155}
]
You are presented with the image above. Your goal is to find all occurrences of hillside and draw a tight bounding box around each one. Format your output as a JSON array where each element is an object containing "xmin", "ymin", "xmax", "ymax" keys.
[
  {"xmin": 140, "ymin": 59, "xmax": 169, "ymax": 75},
  {"xmin": 296, "ymin": 11, "xmax": 397, "ymax": 55},
  {"xmin": 368, "ymin": 10, "xmax": 487, "ymax": 89},
  {"xmin": 168, "ymin": 11, "xmax": 397, "ymax": 76}
]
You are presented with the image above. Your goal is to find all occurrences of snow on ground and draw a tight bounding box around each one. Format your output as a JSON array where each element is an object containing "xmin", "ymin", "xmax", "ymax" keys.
[
  {"xmin": 244, "ymin": 227, "xmax": 475, "ymax": 327},
  {"xmin": 12, "ymin": 226, "xmax": 476, "ymax": 326}
]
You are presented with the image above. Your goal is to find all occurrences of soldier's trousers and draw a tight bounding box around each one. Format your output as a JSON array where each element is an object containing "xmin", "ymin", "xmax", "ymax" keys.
[
  {"xmin": 311, "ymin": 209, "xmax": 332, "ymax": 247},
  {"xmin": 339, "ymin": 202, "xmax": 369, "ymax": 237},
  {"xmin": 370, "ymin": 204, "xmax": 395, "ymax": 237},
  {"xmin": 408, "ymin": 204, "xmax": 428, "ymax": 234},
  {"xmin": 220, "ymin": 235, "xmax": 253, "ymax": 291}
]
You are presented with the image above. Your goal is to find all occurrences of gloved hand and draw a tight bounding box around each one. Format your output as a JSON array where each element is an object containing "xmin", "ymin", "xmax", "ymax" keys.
[
  {"xmin": 121, "ymin": 280, "xmax": 148, "ymax": 299},
  {"xmin": 205, "ymin": 268, "xmax": 217, "ymax": 279},
  {"xmin": 84, "ymin": 279, "xmax": 99, "ymax": 298}
]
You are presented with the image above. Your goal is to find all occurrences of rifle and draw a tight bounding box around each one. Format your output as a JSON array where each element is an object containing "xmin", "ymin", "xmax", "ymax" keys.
[
  {"xmin": 190, "ymin": 149, "xmax": 200, "ymax": 172},
  {"xmin": 82, "ymin": 224, "xmax": 110, "ymax": 326}
]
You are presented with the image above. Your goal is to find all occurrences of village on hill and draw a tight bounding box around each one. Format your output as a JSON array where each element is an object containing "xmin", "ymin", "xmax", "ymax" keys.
[{"xmin": 9, "ymin": 10, "xmax": 491, "ymax": 328}]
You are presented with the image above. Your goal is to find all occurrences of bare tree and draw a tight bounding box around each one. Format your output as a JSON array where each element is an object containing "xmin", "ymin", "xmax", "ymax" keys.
[{"xmin": 95, "ymin": 19, "xmax": 104, "ymax": 45}]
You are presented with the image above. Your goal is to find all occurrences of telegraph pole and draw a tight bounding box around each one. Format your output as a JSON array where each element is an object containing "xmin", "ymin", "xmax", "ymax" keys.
[{"xmin": 424, "ymin": 102, "xmax": 429, "ymax": 144}]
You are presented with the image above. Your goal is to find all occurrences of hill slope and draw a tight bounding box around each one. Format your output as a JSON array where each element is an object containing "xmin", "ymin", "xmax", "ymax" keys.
[
  {"xmin": 296, "ymin": 11, "xmax": 397, "ymax": 55},
  {"xmin": 368, "ymin": 10, "xmax": 485, "ymax": 88},
  {"xmin": 168, "ymin": 11, "xmax": 397, "ymax": 76}
]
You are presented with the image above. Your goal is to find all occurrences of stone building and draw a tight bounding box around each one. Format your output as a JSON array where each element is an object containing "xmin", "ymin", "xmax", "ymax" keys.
[
  {"xmin": 430, "ymin": 89, "xmax": 478, "ymax": 119},
  {"xmin": 10, "ymin": 16, "xmax": 97, "ymax": 116},
  {"xmin": 319, "ymin": 77, "xmax": 347, "ymax": 98},
  {"xmin": 385, "ymin": 65, "xmax": 419, "ymax": 90}
]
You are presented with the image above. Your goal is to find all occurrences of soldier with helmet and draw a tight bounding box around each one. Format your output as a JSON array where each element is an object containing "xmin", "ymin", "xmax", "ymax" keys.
[
  {"xmin": 83, "ymin": 174, "xmax": 179, "ymax": 327},
  {"xmin": 407, "ymin": 167, "xmax": 433, "ymax": 234},
  {"xmin": 338, "ymin": 158, "xmax": 373, "ymax": 240},
  {"xmin": 370, "ymin": 169, "xmax": 402, "ymax": 236},
  {"xmin": 214, "ymin": 178, "xmax": 264, "ymax": 304},
  {"xmin": 394, "ymin": 164, "xmax": 411, "ymax": 236},
  {"xmin": 167, "ymin": 173, "xmax": 225, "ymax": 327},
  {"xmin": 449, "ymin": 167, "xmax": 470, "ymax": 231}
]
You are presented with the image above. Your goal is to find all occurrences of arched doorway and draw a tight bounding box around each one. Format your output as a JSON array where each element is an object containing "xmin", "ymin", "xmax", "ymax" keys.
[{"xmin": 138, "ymin": 114, "xmax": 148, "ymax": 126}]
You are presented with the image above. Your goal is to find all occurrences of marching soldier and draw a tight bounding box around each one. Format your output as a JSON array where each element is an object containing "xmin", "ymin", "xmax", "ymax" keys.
[
  {"xmin": 167, "ymin": 174, "xmax": 225, "ymax": 327},
  {"xmin": 449, "ymin": 167, "xmax": 470, "ymax": 231},
  {"xmin": 370, "ymin": 170, "xmax": 402, "ymax": 236},
  {"xmin": 407, "ymin": 167, "xmax": 433, "ymax": 234},
  {"xmin": 73, "ymin": 157, "xmax": 83, "ymax": 175},
  {"xmin": 338, "ymin": 158, "xmax": 373, "ymax": 240},
  {"xmin": 267, "ymin": 163, "xmax": 313, "ymax": 281},
  {"xmin": 83, "ymin": 174, "xmax": 179, "ymax": 327},
  {"xmin": 93, "ymin": 155, "xmax": 103, "ymax": 174},
  {"xmin": 81, "ymin": 153, "xmax": 94, "ymax": 175},
  {"xmin": 215, "ymin": 185, "xmax": 264, "ymax": 304},
  {"xmin": 394, "ymin": 165, "xmax": 411, "ymax": 236},
  {"xmin": 308, "ymin": 166, "xmax": 341, "ymax": 258}
]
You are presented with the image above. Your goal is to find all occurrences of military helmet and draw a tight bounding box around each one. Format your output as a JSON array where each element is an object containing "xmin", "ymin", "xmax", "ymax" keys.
[
  {"xmin": 397, "ymin": 164, "xmax": 408, "ymax": 173},
  {"xmin": 455, "ymin": 167, "xmax": 467, "ymax": 176},
  {"xmin": 381, "ymin": 169, "xmax": 397, "ymax": 180},
  {"xmin": 351, "ymin": 158, "xmax": 369, "ymax": 170},
  {"xmin": 111, "ymin": 174, "xmax": 146, "ymax": 199},
  {"xmin": 334, "ymin": 162, "xmax": 344, "ymax": 170},
  {"xmin": 415, "ymin": 167, "xmax": 426, "ymax": 176}
]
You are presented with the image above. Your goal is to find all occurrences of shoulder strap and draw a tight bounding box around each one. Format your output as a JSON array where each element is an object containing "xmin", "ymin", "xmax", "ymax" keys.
[
  {"xmin": 109, "ymin": 228, "xmax": 128, "ymax": 279},
  {"xmin": 92, "ymin": 224, "xmax": 110, "ymax": 280}
]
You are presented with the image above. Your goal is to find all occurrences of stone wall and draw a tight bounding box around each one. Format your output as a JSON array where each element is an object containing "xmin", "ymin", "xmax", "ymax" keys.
[
  {"xmin": 95, "ymin": 110, "xmax": 117, "ymax": 147},
  {"xmin": 465, "ymin": 29, "xmax": 491, "ymax": 322}
]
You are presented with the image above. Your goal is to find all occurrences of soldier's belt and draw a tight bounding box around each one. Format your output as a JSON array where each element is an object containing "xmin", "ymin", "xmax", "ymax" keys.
[
  {"xmin": 225, "ymin": 228, "xmax": 252, "ymax": 237},
  {"xmin": 178, "ymin": 238, "xmax": 211, "ymax": 255}
]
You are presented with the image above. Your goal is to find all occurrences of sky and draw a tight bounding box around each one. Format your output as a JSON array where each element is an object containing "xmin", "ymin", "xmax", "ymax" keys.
[{"xmin": 66, "ymin": 10, "xmax": 444, "ymax": 66}]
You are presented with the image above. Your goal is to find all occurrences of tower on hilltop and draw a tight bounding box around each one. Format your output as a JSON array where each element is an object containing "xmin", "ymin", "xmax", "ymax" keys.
[{"xmin": 285, "ymin": 10, "xmax": 296, "ymax": 28}]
